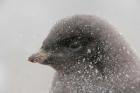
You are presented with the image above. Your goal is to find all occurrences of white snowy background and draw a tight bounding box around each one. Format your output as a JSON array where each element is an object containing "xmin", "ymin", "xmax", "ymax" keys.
[{"xmin": 0, "ymin": 0, "xmax": 140, "ymax": 93}]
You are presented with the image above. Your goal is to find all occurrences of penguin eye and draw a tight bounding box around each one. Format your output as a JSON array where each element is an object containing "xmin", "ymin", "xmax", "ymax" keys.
[{"xmin": 69, "ymin": 42, "xmax": 82, "ymax": 51}]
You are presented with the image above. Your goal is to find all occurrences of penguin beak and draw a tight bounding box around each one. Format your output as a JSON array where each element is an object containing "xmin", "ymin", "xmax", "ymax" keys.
[{"xmin": 28, "ymin": 49, "xmax": 48, "ymax": 64}]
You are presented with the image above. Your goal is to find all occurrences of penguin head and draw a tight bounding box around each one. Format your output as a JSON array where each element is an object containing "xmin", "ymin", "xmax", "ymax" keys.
[{"xmin": 28, "ymin": 15, "xmax": 118, "ymax": 71}]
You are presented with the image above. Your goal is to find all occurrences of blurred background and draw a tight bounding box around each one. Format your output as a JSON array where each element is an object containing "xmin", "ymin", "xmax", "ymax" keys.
[{"xmin": 0, "ymin": 0, "xmax": 140, "ymax": 93}]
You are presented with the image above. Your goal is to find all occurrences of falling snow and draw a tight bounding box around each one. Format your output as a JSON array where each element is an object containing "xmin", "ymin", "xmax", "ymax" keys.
[
  {"xmin": 87, "ymin": 49, "xmax": 91, "ymax": 54},
  {"xmin": 29, "ymin": 15, "xmax": 140, "ymax": 93}
]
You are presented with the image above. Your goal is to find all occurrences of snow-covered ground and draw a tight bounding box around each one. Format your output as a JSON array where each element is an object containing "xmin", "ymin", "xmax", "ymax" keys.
[{"xmin": 0, "ymin": 0, "xmax": 140, "ymax": 93}]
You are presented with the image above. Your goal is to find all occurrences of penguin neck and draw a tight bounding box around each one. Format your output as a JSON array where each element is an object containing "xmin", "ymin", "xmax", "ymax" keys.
[{"xmin": 56, "ymin": 61, "xmax": 98, "ymax": 77}]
